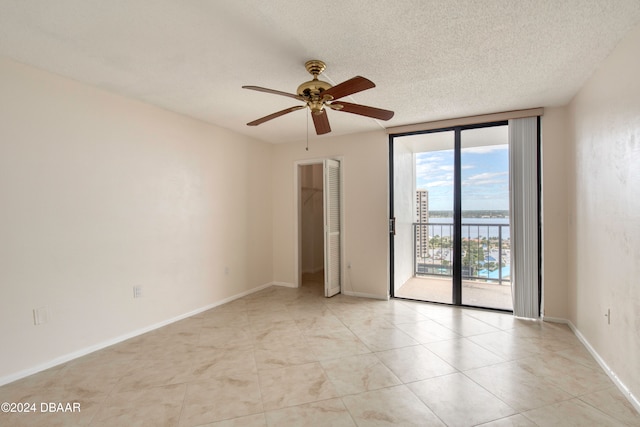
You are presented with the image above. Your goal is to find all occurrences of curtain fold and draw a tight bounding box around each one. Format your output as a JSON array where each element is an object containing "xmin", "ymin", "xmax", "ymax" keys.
[{"xmin": 509, "ymin": 117, "xmax": 539, "ymax": 318}]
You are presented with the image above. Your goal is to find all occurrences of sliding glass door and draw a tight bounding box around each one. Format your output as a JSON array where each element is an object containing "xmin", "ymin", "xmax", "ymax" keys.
[
  {"xmin": 460, "ymin": 126, "xmax": 511, "ymax": 309},
  {"xmin": 390, "ymin": 122, "xmax": 513, "ymax": 311}
]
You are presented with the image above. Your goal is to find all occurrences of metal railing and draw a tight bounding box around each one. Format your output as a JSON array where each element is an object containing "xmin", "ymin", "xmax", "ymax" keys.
[{"xmin": 413, "ymin": 222, "xmax": 511, "ymax": 285}]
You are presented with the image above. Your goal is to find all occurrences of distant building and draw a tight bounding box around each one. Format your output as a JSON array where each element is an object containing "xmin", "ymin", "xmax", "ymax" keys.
[{"xmin": 416, "ymin": 189, "xmax": 429, "ymax": 258}]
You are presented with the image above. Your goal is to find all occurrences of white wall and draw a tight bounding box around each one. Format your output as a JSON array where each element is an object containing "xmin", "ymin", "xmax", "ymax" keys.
[
  {"xmin": 0, "ymin": 58, "xmax": 274, "ymax": 382},
  {"xmin": 272, "ymin": 132, "xmax": 389, "ymax": 298},
  {"xmin": 540, "ymin": 107, "xmax": 569, "ymax": 319},
  {"xmin": 566, "ymin": 23, "xmax": 640, "ymax": 403}
]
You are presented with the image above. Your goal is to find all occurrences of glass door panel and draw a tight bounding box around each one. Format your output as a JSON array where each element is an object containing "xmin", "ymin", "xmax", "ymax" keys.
[
  {"xmin": 460, "ymin": 126, "xmax": 512, "ymax": 310},
  {"xmin": 393, "ymin": 131, "xmax": 454, "ymax": 304}
]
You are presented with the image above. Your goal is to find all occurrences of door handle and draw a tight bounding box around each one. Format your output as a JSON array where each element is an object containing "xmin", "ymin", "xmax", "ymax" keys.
[{"xmin": 389, "ymin": 217, "xmax": 396, "ymax": 235}]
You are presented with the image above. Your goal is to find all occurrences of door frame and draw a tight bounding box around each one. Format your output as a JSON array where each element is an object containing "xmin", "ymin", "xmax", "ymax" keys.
[
  {"xmin": 294, "ymin": 157, "xmax": 344, "ymax": 293},
  {"xmin": 389, "ymin": 121, "xmax": 521, "ymax": 309}
]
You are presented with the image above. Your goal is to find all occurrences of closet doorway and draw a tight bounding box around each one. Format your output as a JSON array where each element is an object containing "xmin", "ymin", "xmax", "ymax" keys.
[
  {"xmin": 296, "ymin": 159, "xmax": 342, "ymax": 297},
  {"xmin": 299, "ymin": 163, "xmax": 325, "ymax": 292}
]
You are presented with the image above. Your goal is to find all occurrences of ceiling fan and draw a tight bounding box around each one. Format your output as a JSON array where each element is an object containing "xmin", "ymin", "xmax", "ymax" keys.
[{"xmin": 242, "ymin": 60, "xmax": 394, "ymax": 135}]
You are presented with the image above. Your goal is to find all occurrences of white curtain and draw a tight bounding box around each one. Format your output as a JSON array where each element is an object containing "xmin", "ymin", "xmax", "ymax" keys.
[{"xmin": 509, "ymin": 117, "xmax": 539, "ymax": 319}]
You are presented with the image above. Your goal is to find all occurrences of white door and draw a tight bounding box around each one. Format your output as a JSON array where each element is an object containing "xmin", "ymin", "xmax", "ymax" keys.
[{"xmin": 323, "ymin": 159, "xmax": 341, "ymax": 297}]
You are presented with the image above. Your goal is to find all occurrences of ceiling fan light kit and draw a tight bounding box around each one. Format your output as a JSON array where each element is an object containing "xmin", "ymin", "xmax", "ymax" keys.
[{"xmin": 243, "ymin": 59, "xmax": 394, "ymax": 135}]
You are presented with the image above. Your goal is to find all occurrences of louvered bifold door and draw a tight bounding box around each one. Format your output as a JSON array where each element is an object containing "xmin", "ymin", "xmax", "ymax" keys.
[{"xmin": 323, "ymin": 159, "xmax": 341, "ymax": 297}]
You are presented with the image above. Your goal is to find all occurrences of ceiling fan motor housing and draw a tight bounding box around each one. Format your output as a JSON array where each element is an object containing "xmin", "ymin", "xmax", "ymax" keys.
[
  {"xmin": 298, "ymin": 80, "xmax": 332, "ymax": 114},
  {"xmin": 296, "ymin": 79, "xmax": 332, "ymax": 99},
  {"xmin": 297, "ymin": 60, "xmax": 334, "ymax": 114}
]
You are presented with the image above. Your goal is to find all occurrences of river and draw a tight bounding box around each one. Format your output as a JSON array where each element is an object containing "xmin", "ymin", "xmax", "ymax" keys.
[{"xmin": 423, "ymin": 217, "xmax": 510, "ymax": 239}]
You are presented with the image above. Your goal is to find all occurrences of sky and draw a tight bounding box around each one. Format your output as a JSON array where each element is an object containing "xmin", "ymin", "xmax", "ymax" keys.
[{"xmin": 416, "ymin": 145, "xmax": 509, "ymax": 211}]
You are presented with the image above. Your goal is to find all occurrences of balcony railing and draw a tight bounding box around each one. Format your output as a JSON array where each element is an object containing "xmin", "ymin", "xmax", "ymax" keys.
[{"xmin": 413, "ymin": 222, "xmax": 511, "ymax": 285}]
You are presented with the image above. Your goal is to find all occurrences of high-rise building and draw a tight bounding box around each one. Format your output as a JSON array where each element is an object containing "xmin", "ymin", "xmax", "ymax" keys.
[{"xmin": 416, "ymin": 189, "xmax": 429, "ymax": 258}]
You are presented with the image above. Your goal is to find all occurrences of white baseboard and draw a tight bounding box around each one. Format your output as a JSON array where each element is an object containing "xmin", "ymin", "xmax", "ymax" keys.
[
  {"xmin": 0, "ymin": 281, "xmax": 275, "ymax": 387},
  {"xmin": 540, "ymin": 316, "xmax": 569, "ymax": 324},
  {"xmin": 543, "ymin": 315, "xmax": 640, "ymax": 414},
  {"xmin": 272, "ymin": 281, "xmax": 297, "ymax": 288},
  {"xmin": 341, "ymin": 290, "xmax": 389, "ymax": 300}
]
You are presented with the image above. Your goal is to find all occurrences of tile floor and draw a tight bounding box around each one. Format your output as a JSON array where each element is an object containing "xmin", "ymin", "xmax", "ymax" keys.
[{"xmin": 1, "ymin": 278, "xmax": 638, "ymax": 426}]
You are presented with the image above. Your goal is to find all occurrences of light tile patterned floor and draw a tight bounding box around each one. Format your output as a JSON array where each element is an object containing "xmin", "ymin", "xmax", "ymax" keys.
[{"xmin": 1, "ymin": 278, "xmax": 638, "ymax": 426}]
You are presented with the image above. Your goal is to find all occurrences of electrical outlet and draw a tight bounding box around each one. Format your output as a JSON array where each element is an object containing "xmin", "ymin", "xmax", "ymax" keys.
[
  {"xmin": 133, "ymin": 285, "xmax": 143, "ymax": 298},
  {"xmin": 224, "ymin": 266, "xmax": 230, "ymax": 275},
  {"xmin": 33, "ymin": 306, "xmax": 49, "ymax": 325}
]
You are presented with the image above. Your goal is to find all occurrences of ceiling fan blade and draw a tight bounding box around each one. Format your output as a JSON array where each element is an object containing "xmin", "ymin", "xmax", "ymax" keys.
[
  {"xmin": 321, "ymin": 76, "xmax": 375, "ymax": 100},
  {"xmin": 247, "ymin": 105, "xmax": 305, "ymax": 126},
  {"xmin": 312, "ymin": 110, "xmax": 331, "ymax": 135},
  {"xmin": 242, "ymin": 85, "xmax": 305, "ymax": 101},
  {"xmin": 330, "ymin": 101, "xmax": 394, "ymax": 121}
]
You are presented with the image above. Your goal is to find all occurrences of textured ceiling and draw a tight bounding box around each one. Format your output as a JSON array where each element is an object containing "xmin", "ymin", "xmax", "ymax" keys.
[{"xmin": 1, "ymin": 1, "xmax": 639, "ymax": 144}]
